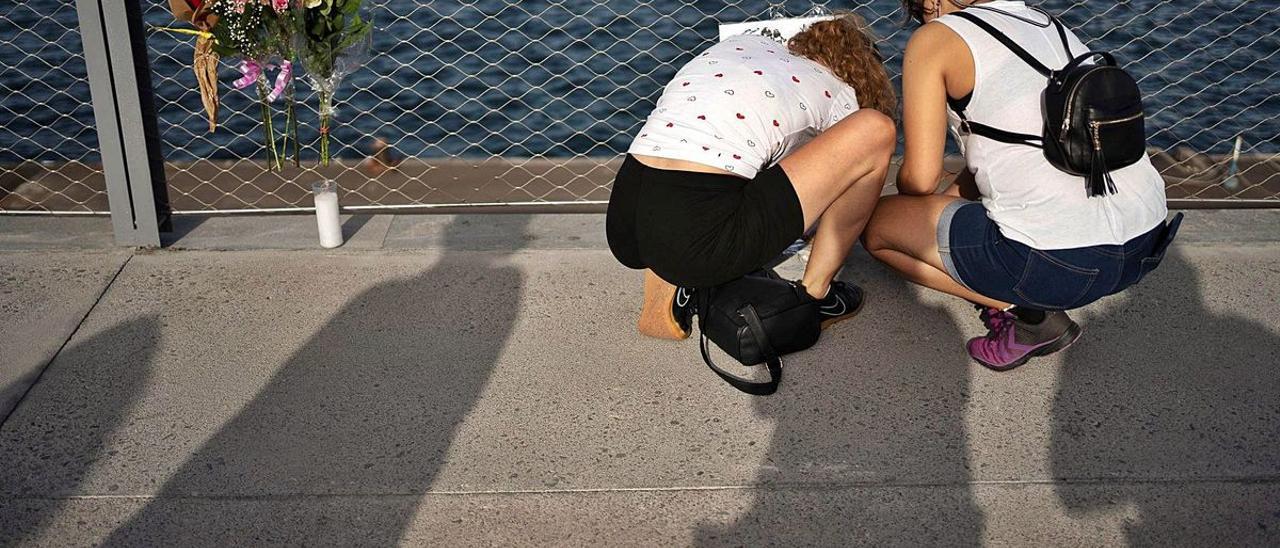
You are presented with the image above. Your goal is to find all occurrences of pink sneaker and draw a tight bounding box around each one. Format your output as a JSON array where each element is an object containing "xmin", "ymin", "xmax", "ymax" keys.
[{"xmin": 968, "ymin": 308, "xmax": 1082, "ymax": 371}]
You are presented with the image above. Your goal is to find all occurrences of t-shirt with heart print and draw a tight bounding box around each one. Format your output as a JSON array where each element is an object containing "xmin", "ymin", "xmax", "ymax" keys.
[{"xmin": 628, "ymin": 34, "xmax": 860, "ymax": 179}]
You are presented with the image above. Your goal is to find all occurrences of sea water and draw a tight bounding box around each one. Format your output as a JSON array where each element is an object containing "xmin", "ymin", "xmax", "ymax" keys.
[{"xmin": 0, "ymin": 0, "xmax": 1273, "ymax": 164}]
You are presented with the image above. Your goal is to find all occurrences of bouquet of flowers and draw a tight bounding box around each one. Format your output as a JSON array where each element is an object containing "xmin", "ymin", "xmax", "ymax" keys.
[
  {"xmin": 161, "ymin": 0, "xmax": 372, "ymax": 169},
  {"xmin": 295, "ymin": 0, "xmax": 373, "ymax": 166}
]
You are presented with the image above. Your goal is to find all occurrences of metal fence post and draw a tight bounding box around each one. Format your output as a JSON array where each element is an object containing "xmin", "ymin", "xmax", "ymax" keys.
[{"xmin": 75, "ymin": 0, "xmax": 170, "ymax": 247}]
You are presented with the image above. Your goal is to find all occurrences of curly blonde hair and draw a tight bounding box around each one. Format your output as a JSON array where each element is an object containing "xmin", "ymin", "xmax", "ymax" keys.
[{"xmin": 788, "ymin": 13, "xmax": 898, "ymax": 120}]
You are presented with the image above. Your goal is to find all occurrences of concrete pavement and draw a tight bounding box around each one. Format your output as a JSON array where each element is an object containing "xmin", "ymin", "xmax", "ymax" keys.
[{"xmin": 1, "ymin": 212, "xmax": 1278, "ymax": 546}]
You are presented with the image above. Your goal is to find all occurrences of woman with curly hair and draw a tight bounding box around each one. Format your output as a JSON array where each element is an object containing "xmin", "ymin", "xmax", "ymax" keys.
[{"xmin": 607, "ymin": 13, "xmax": 898, "ymax": 340}]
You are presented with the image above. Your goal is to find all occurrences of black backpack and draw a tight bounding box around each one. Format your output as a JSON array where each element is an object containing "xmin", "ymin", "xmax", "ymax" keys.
[
  {"xmin": 693, "ymin": 269, "xmax": 821, "ymax": 396},
  {"xmin": 951, "ymin": 10, "xmax": 1146, "ymax": 198}
]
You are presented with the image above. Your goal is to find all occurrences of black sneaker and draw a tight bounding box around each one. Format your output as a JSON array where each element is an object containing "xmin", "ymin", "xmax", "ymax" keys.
[
  {"xmin": 673, "ymin": 286, "xmax": 696, "ymax": 334},
  {"xmin": 639, "ymin": 270, "xmax": 694, "ymax": 340},
  {"xmin": 815, "ymin": 280, "xmax": 864, "ymax": 329}
]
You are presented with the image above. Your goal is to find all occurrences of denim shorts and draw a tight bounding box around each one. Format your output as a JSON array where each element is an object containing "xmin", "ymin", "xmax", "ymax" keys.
[{"xmin": 937, "ymin": 201, "xmax": 1181, "ymax": 310}]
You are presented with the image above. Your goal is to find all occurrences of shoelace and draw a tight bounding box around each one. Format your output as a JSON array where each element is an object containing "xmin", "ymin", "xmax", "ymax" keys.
[{"xmin": 980, "ymin": 308, "xmax": 1016, "ymax": 339}]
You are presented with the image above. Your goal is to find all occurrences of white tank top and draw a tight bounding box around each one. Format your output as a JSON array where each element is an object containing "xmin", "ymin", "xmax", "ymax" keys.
[
  {"xmin": 628, "ymin": 34, "xmax": 860, "ymax": 179},
  {"xmin": 938, "ymin": 2, "xmax": 1167, "ymax": 249}
]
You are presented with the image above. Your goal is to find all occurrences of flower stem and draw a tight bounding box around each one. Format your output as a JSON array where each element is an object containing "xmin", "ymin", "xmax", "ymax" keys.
[
  {"xmin": 321, "ymin": 115, "xmax": 330, "ymax": 168},
  {"xmin": 319, "ymin": 92, "xmax": 333, "ymax": 167},
  {"xmin": 288, "ymin": 81, "xmax": 300, "ymax": 168},
  {"xmin": 257, "ymin": 78, "xmax": 282, "ymax": 171}
]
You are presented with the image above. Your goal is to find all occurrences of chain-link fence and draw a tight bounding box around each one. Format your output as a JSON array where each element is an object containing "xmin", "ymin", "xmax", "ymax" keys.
[
  {"xmin": 0, "ymin": 1, "xmax": 105, "ymax": 214},
  {"xmin": 3, "ymin": 1, "xmax": 1277, "ymax": 214}
]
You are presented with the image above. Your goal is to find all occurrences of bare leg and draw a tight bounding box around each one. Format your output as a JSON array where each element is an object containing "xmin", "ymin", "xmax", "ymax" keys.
[
  {"xmin": 779, "ymin": 109, "xmax": 896, "ymax": 298},
  {"xmin": 863, "ymin": 193, "xmax": 1012, "ymax": 310},
  {"xmin": 635, "ymin": 110, "xmax": 894, "ymax": 338},
  {"xmin": 800, "ymin": 160, "xmax": 888, "ymax": 297}
]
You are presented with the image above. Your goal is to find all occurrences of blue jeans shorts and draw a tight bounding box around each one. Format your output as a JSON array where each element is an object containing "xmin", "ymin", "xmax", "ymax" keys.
[{"xmin": 937, "ymin": 201, "xmax": 1181, "ymax": 311}]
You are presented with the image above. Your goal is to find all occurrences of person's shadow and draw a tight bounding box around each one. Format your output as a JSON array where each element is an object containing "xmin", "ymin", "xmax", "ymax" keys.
[
  {"xmin": 100, "ymin": 215, "xmax": 530, "ymax": 545},
  {"xmin": 1049, "ymin": 251, "xmax": 1280, "ymax": 545},
  {"xmin": 695, "ymin": 251, "xmax": 984, "ymax": 546},
  {"xmin": 0, "ymin": 317, "xmax": 161, "ymax": 544}
]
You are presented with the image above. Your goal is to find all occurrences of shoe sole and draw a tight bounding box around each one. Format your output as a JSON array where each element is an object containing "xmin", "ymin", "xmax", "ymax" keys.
[
  {"xmin": 819, "ymin": 289, "xmax": 867, "ymax": 330},
  {"xmin": 638, "ymin": 270, "xmax": 691, "ymax": 340},
  {"xmin": 978, "ymin": 321, "xmax": 1083, "ymax": 372}
]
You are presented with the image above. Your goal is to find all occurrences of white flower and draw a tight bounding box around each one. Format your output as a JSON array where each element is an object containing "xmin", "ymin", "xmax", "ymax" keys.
[{"xmin": 304, "ymin": 0, "xmax": 322, "ymax": 8}]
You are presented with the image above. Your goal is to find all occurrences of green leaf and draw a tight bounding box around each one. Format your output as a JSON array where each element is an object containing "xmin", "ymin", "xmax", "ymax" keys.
[
  {"xmin": 212, "ymin": 43, "xmax": 237, "ymax": 57},
  {"xmin": 335, "ymin": 25, "xmax": 368, "ymax": 50}
]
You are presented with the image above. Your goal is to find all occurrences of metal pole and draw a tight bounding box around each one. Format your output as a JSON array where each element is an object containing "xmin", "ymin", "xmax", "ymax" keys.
[{"xmin": 75, "ymin": 0, "xmax": 170, "ymax": 247}]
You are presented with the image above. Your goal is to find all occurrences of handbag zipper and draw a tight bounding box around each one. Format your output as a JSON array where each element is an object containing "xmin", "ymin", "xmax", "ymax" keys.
[
  {"xmin": 1089, "ymin": 111, "xmax": 1143, "ymax": 150},
  {"xmin": 1058, "ymin": 65, "xmax": 1113, "ymax": 141}
]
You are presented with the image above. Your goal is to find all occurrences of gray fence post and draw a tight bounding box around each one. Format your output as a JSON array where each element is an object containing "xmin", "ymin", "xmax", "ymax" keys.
[{"xmin": 75, "ymin": 0, "xmax": 171, "ymax": 247}]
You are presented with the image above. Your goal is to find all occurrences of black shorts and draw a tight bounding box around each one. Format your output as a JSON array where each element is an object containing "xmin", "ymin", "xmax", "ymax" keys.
[{"xmin": 606, "ymin": 154, "xmax": 805, "ymax": 288}]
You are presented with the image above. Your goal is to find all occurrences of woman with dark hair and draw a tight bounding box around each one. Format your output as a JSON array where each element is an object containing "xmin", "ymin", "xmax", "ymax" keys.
[
  {"xmin": 863, "ymin": 0, "xmax": 1175, "ymax": 370},
  {"xmin": 608, "ymin": 13, "xmax": 898, "ymax": 340}
]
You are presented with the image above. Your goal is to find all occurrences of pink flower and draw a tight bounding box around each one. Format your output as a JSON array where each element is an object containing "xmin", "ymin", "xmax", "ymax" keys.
[{"xmin": 271, "ymin": 0, "xmax": 289, "ymax": 12}]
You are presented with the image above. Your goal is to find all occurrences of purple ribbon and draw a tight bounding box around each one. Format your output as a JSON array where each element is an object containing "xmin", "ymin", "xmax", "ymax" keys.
[
  {"xmin": 267, "ymin": 60, "xmax": 292, "ymax": 102},
  {"xmin": 233, "ymin": 59, "xmax": 261, "ymax": 90},
  {"xmin": 233, "ymin": 59, "xmax": 293, "ymax": 103}
]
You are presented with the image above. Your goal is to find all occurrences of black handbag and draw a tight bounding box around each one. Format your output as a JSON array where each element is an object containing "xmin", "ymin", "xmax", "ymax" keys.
[
  {"xmin": 951, "ymin": 10, "xmax": 1146, "ymax": 198},
  {"xmin": 693, "ymin": 269, "xmax": 821, "ymax": 395}
]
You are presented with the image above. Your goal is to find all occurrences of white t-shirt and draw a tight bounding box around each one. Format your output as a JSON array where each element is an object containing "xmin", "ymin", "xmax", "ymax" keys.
[
  {"xmin": 629, "ymin": 34, "xmax": 860, "ymax": 179},
  {"xmin": 939, "ymin": 2, "xmax": 1168, "ymax": 249}
]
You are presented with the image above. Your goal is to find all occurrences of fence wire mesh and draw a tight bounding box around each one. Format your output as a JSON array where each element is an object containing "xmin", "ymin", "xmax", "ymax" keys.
[
  {"xmin": 0, "ymin": 1, "xmax": 105, "ymax": 213},
  {"xmin": 2, "ymin": 1, "xmax": 1277, "ymax": 214}
]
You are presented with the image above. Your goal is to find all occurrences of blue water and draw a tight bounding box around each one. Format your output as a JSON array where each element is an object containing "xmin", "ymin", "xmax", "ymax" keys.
[{"xmin": 1, "ymin": 0, "xmax": 1275, "ymax": 164}]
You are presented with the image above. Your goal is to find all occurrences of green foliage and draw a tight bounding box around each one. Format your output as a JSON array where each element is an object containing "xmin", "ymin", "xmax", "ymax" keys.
[{"xmin": 296, "ymin": 0, "xmax": 372, "ymax": 81}]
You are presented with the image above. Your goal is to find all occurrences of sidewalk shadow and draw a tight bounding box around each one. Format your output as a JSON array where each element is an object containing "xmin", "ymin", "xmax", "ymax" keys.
[
  {"xmin": 695, "ymin": 255, "xmax": 984, "ymax": 546},
  {"xmin": 1049, "ymin": 251, "xmax": 1280, "ymax": 545},
  {"xmin": 0, "ymin": 317, "xmax": 160, "ymax": 544},
  {"xmin": 103, "ymin": 215, "xmax": 530, "ymax": 545}
]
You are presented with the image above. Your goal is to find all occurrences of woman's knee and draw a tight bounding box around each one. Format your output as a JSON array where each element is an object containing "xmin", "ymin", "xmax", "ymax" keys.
[
  {"xmin": 861, "ymin": 195, "xmax": 902, "ymax": 252},
  {"xmin": 851, "ymin": 109, "xmax": 897, "ymax": 155}
]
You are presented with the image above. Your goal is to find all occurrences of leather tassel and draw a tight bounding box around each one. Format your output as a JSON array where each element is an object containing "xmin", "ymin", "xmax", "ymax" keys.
[{"xmin": 1087, "ymin": 148, "xmax": 1116, "ymax": 197}]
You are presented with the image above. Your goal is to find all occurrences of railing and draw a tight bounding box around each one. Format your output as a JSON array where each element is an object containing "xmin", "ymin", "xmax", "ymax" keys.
[
  {"xmin": 2, "ymin": 0, "xmax": 1276, "ymax": 217},
  {"xmin": 0, "ymin": 1, "xmax": 105, "ymax": 214}
]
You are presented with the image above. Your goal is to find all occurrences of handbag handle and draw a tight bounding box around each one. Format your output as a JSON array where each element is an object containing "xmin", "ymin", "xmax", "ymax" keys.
[
  {"xmin": 1050, "ymin": 51, "xmax": 1118, "ymax": 88},
  {"xmin": 698, "ymin": 304, "xmax": 782, "ymax": 396}
]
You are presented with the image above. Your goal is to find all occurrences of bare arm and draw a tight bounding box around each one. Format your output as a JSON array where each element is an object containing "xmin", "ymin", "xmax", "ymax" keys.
[{"xmin": 897, "ymin": 22, "xmax": 973, "ymax": 196}]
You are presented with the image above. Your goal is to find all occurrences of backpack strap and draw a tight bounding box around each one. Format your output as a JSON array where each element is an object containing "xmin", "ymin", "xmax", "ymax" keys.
[
  {"xmin": 951, "ymin": 11, "xmax": 1052, "ymax": 76},
  {"xmin": 1049, "ymin": 15, "xmax": 1072, "ymax": 57},
  {"xmin": 947, "ymin": 10, "xmax": 1046, "ymax": 148},
  {"xmin": 953, "ymin": 109, "xmax": 1043, "ymax": 148},
  {"xmin": 697, "ymin": 304, "xmax": 782, "ymax": 396}
]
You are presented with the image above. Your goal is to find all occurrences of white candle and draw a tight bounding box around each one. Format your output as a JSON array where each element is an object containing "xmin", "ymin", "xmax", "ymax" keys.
[{"xmin": 312, "ymin": 180, "xmax": 344, "ymax": 248}]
